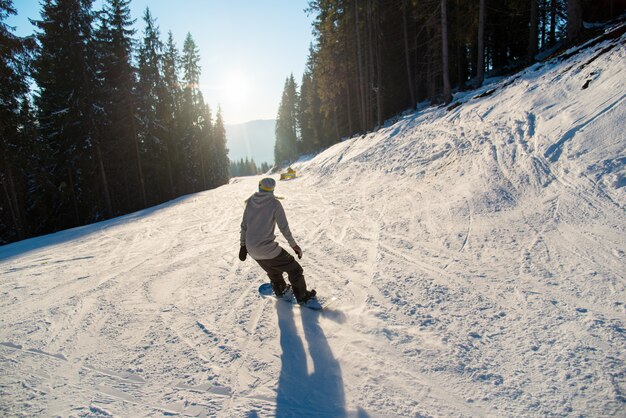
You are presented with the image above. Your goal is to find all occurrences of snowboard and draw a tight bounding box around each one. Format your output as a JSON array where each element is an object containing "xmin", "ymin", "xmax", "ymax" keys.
[{"xmin": 258, "ymin": 283, "xmax": 324, "ymax": 311}]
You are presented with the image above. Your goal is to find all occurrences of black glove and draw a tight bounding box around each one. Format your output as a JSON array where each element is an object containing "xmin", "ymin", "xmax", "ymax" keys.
[
  {"xmin": 293, "ymin": 245, "xmax": 303, "ymax": 259},
  {"xmin": 239, "ymin": 246, "xmax": 247, "ymax": 261}
]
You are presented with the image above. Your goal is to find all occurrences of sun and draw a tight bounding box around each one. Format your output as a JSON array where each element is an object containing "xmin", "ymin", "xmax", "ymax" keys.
[{"xmin": 222, "ymin": 71, "xmax": 250, "ymax": 103}]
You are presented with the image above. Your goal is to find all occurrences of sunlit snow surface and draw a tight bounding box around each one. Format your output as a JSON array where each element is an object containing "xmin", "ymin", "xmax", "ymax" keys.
[{"xmin": 1, "ymin": 25, "xmax": 625, "ymax": 417}]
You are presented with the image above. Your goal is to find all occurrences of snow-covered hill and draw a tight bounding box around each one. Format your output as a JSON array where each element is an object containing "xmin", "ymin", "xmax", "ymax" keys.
[
  {"xmin": 226, "ymin": 120, "xmax": 276, "ymax": 166},
  {"xmin": 1, "ymin": 24, "xmax": 625, "ymax": 417}
]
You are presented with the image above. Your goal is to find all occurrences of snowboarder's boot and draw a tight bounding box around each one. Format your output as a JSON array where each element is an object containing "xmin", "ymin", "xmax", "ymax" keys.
[
  {"xmin": 270, "ymin": 277, "xmax": 289, "ymax": 297},
  {"xmin": 289, "ymin": 274, "xmax": 311, "ymax": 303},
  {"xmin": 297, "ymin": 289, "xmax": 317, "ymax": 305}
]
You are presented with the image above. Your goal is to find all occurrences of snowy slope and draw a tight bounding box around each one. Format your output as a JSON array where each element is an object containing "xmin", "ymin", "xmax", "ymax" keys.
[{"xmin": 1, "ymin": 25, "xmax": 625, "ymax": 417}]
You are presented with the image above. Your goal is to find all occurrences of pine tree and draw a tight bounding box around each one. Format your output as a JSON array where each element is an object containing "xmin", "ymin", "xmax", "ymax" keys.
[
  {"xmin": 229, "ymin": 159, "xmax": 238, "ymax": 177},
  {"xmin": 567, "ymin": 0, "xmax": 582, "ymax": 41},
  {"xmin": 308, "ymin": 0, "xmax": 351, "ymax": 138},
  {"xmin": 440, "ymin": 0, "xmax": 452, "ymax": 104},
  {"xmin": 260, "ymin": 162, "xmax": 271, "ymax": 174},
  {"xmin": 212, "ymin": 106, "xmax": 230, "ymax": 187},
  {"xmin": 97, "ymin": 0, "xmax": 146, "ymax": 211},
  {"xmin": 137, "ymin": 7, "xmax": 172, "ymax": 204},
  {"xmin": 275, "ymin": 75, "xmax": 299, "ymax": 165},
  {"xmin": 161, "ymin": 30, "xmax": 182, "ymax": 195},
  {"xmin": 298, "ymin": 70, "xmax": 314, "ymax": 154},
  {"xmin": 0, "ymin": 0, "xmax": 34, "ymax": 242},
  {"xmin": 179, "ymin": 32, "xmax": 203, "ymax": 192},
  {"xmin": 32, "ymin": 0, "xmax": 106, "ymax": 230},
  {"xmin": 529, "ymin": 0, "xmax": 539, "ymax": 61},
  {"xmin": 401, "ymin": 0, "xmax": 416, "ymax": 106},
  {"xmin": 298, "ymin": 45, "xmax": 324, "ymax": 154}
]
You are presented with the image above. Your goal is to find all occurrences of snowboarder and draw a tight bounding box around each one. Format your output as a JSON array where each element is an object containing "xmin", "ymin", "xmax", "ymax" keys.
[{"xmin": 239, "ymin": 177, "xmax": 316, "ymax": 304}]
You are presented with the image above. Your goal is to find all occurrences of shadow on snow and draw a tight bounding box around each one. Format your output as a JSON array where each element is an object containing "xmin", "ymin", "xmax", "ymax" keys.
[{"xmin": 275, "ymin": 301, "xmax": 347, "ymax": 418}]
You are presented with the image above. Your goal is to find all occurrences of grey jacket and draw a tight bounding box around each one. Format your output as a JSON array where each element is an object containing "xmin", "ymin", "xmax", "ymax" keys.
[{"xmin": 240, "ymin": 192, "xmax": 297, "ymax": 260}]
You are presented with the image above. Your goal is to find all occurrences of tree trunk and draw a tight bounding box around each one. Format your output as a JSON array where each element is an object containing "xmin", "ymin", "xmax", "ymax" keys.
[
  {"xmin": 529, "ymin": 0, "xmax": 538, "ymax": 61},
  {"xmin": 567, "ymin": 0, "xmax": 583, "ymax": 41},
  {"xmin": 610, "ymin": 0, "xmax": 615, "ymax": 18},
  {"xmin": 346, "ymin": 82, "xmax": 353, "ymax": 134},
  {"xmin": 366, "ymin": 1, "xmax": 375, "ymax": 129},
  {"xmin": 457, "ymin": 43, "xmax": 466, "ymax": 89},
  {"xmin": 126, "ymin": 73, "xmax": 147, "ymax": 208},
  {"xmin": 426, "ymin": 24, "xmax": 436, "ymax": 100},
  {"xmin": 333, "ymin": 107, "xmax": 340, "ymax": 140},
  {"xmin": 550, "ymin": 0, "xmax": 557, "ymax": 45},
  {"xmin": 68, "ymin": 167, "xmax": 81, "ymax": 225},
  {"xmin": 441, "ymin": 0, "xmax": 452, "ymax": 103},
  {"xmin": 93, "ymin": 143, "xmax": 112, "ymax": 217},
  {"xmin": 1, "ymin": 157, "xmax": 25, "ymax": 240},
  {"xmin": 541, "ymin": 1, "xmax": 547, "ymax": 48},
  {"xmin": 131, "ymin": 124, "xmax": 147, "ymax": 207},
  {"xmin": 355, "ymin": 0, "xmax": 367, "ymax": 132},
  {"xmin": 374, "ymin": 4, "xmax": 382, "ymax": 127},
  {"xmin": 166, "ymin": 146, "xmax": 175, "ymax": 199},
  {"xmin": 402, "ymin": 0, "xmax": 416, "ymax": 107},
  {"xmin": 198, "ymin": 138, "xmax": 207, "ymax": 191},
  {"xmin": 477, "ymin": 0, "xmax": 486, "ymax": 87}
]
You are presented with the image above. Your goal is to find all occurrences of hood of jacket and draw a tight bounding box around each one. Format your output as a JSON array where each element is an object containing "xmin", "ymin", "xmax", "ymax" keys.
[{"xmin": 247, "ymin": 192, "xmax": 276, "ymax": 208}]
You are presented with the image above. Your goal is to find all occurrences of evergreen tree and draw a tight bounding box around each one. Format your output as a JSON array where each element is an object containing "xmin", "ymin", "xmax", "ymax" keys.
[
  {"xmin": 230, "ymin": 157, "xmax": 264, "ymax": 177},
  {"xmin": 161, "ymin": 30, "xmax": 182, "ymax": 195},
  {"xmin": 249, "ymin": 158, "xmax": 258, "ymax": 175},
  {"xmin": 0, "ymin": 0, "xmax": 34, "ymax": 242},
  {"xmin": 441, "ymin": 0, "xmax": 452, "ymax": 104},
  {"xmin": 298, "ymin": 45, "xmax": 324, "ymax": 154},
  {"xmin": 544, "ymin": 0, "xmax": 567, "ymax": 48},
  {"xmin": 137, "ymin": 7, "xmax": 172, "ymax": 204},
  {"xmin": 179, "ymin": 32, "xmax": 203, "ymax": 192},
  {"xmin": 476, "ymin": 0, "xmax": 486, "ymax": 86},
  {"xmin": 32, "ymin": 0, "xmax": 105, "ymax": 230},
  {"xmin": 529, "ymin": 0, "xmax": 539, "ymax": 61},
  {"xmin": 97, "ymin": 0, "xmax": 146, "ymax": 211},
  {"xmin": 567, "ymin": 0, "xmax": 582, "ymax": 41},
  {"xmin": 274, "ymin": 74, "xmax": 299, "ymax": 165},
  {"xmin": 298, "ymin": 70, "xmax": 314, "ymax": 154},
  {"xmin": 260, "ymin": 162, "xmax": 271, "ymax": 174},
  {"xmin": 308, "ymin": 0, "xmax": 350, "ymax": 138},
  {"xmin": 212, "ymin": 106, "xmax": 230, "ymax": 187}
]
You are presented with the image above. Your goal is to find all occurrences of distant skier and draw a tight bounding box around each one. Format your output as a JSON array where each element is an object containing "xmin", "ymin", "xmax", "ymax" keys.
[{"xmin": 239, "ymin": 177, "xmax": 316, "ymax": 304}]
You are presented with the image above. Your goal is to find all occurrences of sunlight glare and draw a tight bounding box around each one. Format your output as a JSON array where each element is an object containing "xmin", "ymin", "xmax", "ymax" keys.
[{"xmin": 222, "ymin": 71, "xmax": 250, "ymax": 103}]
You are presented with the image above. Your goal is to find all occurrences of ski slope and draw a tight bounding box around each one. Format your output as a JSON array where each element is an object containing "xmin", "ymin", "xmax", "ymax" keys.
[{"xmin": 1, "ymin": 25, "xmax": 625, "ymax": 417}]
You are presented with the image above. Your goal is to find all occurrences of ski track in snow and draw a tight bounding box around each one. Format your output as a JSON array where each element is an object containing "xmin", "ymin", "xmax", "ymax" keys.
[{"xmin": 1, "ymin": 25, "xmax": 626, "ymax": 417}]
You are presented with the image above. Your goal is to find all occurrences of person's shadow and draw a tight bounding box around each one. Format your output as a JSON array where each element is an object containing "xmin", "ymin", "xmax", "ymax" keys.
[{"xmin": 274, "ymin": 302, "xmax": 346, "ymax": 417}]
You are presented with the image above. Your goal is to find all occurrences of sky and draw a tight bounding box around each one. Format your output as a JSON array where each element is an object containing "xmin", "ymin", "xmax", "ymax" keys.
[{"xmin": 7, "ymin": 0, "xmax": 315, "ymax": 125}]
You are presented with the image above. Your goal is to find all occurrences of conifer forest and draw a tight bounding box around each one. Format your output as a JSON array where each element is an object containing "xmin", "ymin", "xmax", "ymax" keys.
[
  {"xmin": 274, "ymin": 0, "xmax": 624, "ymax": 163},
  {"xmin": 1, "ymin": 0, "xmax": 229, "ymax": 244},
  {"xmin": 2, "ymin": 0, "xmax": 624, "ymax": 244}
]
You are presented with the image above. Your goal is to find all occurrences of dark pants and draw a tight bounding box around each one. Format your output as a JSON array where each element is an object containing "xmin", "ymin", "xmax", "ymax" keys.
[{"xmin": 256, "ymin": 249, "xmax": 307, "ymax": 301}]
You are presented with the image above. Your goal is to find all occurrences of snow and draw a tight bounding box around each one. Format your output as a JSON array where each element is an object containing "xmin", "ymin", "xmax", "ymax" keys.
[{"xmin": 1, "ymin": 26, "xmax": 625, "ymax": 417}]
